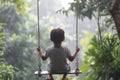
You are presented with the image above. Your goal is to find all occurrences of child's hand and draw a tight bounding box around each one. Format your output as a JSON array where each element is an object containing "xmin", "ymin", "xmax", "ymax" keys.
[
  {"xmin": 76, "ymin": 47, "xmax": 80, "ymax": 52},
  {"xmin": 37, "ymin": 48, "xmax": 41, "ymax": 52}
]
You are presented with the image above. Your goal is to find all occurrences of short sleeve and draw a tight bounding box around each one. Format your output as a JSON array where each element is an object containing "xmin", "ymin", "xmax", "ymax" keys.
[
  {"xmin": 64, "ymin": 47, "xmax": 71, "ymax": 58},
  {"xmin": 44, "ymin": 48, "xmax": 50, "ymax": 58}
]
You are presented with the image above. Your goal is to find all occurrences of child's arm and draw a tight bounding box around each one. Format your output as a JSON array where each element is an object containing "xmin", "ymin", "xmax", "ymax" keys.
[
  {"xmin": 68, "ymin": 47, "xmax": 80, "ymax": 61},
  {"xmin": 37, "ymin": 48, "xmax": 47, "ymax": 60}
]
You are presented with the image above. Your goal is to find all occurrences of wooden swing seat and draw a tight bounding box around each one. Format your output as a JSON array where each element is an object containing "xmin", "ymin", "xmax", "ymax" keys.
[{"xmin": 34, "ymin": 70, "xmax": 82, "ymax": 75}]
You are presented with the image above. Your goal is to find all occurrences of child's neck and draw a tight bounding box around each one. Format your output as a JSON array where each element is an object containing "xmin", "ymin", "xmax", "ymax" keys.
[{"xmin": 54, "ymin": 43, "xmax": 61, "ymax": 48}]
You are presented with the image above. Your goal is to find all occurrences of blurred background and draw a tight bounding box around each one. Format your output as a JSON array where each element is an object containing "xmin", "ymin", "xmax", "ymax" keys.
[{"xmin": 0, "ymin": 0, "xmax": 120, "ymax": 80}]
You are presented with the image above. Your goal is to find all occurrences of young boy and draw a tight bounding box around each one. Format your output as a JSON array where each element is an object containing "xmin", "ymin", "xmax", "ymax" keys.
[{"xmin": 37, "ymin": 28, "xmax": 80, "ymax": 80}]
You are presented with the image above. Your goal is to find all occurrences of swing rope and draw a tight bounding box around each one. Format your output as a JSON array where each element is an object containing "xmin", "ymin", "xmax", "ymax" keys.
[
  {"xmin": 37, "ymin": 0, "xmax": 40, "ymax": 48},
  {"xmin": 37, "ymin": 0, "xmax": 41, "ymax": 74},
  {"xmin": 75, "ymin": 5, "xmax": 79, "ymax": 76}
]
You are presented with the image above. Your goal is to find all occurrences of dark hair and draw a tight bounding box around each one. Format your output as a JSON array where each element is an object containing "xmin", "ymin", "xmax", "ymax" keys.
[{"xmin": 50, "ymin": 28, "xmax": 65, "ymax": 43}]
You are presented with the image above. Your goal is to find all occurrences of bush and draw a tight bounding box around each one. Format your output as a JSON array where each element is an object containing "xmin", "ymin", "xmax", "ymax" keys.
[{"xmin": 81, "ymin": 33, "xmax": 120, "ymax": 80}]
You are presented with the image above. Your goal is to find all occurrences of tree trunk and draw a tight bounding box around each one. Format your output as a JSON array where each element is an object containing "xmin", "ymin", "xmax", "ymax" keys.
[{"xmin": 109, "ymin": 0, "xmax": 120, "ymax": 39}]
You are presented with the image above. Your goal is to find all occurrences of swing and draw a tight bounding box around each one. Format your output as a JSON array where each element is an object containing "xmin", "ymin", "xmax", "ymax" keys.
[
  {"xmin": 34, "ymin": 70, "xmax": 82, "ymax": 75},
  {"xmin": 34, "ymin": 0, "xmax": 82, "ymax": 76}
]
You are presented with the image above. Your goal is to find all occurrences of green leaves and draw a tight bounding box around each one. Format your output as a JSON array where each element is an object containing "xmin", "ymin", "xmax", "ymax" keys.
[
  {"xmin": 58, "ymin": 0, "xmax": 111, "ymax": 20},
  {"xmin": 0, "ymin": 23, "xmax": 15, "ymax": 80},
  {"xmin": 81, "ymin": 33, "xmax": 120, "ymax": 80},
  {"xmin": 0, "ymin": 23, "xmax": 4, "ymax": 56},
  {"xmin": 0, "ymin": 64, "xmax": 15, "ymax": 80},
  {"xmin": 0, "ymin": 0, "xmax": 32, "ymax": 15}
]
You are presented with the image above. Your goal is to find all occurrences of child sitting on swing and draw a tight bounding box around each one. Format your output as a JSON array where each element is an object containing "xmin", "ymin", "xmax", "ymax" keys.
[{"xmin": 37, "ymin": 28, "xmax": 80, "ymax": 80}]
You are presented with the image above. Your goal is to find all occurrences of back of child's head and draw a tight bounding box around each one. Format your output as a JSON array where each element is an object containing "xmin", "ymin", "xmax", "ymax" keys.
[{"xmin": 50, "ymin": 28, "xmax": 65, "ymax": 43}]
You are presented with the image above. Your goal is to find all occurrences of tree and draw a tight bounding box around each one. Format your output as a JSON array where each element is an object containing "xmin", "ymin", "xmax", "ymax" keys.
[
  {"xmin": 110, "ymin": 0, "xmax": 120, "ymax": 39},
  {"xmin": 0, "ymin": 0, "xmax": 62, "ymax": 80},
  {"xmin": 0, "ymin": 0, "xmax": 35, "ymax": 80},
  {"xmin": 0, "ymin": 0, "xmax": 28, "ymax": 15},
  {"xmin": 0, "ymin": 0, "xmax": 27, "ymax": 79},
  {"xmin": 59, "ymin": 0, "xmax": 120, "ymax": 79}
]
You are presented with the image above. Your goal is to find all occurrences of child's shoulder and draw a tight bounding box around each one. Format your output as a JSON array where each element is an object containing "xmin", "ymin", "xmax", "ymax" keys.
[
  {"xmin": 61, "ymin": 46, "xmax": 70, "ymax": 50},
  {"xmin": 46, "ymin": 46, "xmax": 54, "ymax": 51},
  {"xmin": 61, "ymin": 46, "xmax": 67, "ymax": 49}
]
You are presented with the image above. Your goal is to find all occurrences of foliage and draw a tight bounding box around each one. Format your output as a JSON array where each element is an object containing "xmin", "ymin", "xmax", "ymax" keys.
[
  {"xmin": 81, "ymin": 33, "xmax": 120, "ymax": 80},
  {"xmin": 58, "ymin": 0, "xmax": 111, "ymax": 20},
  {"xmin": 0, "ymin": 0, "xmax": 119, "ymax": 80},
  {"xmin": 0, "ymin": 3, "xmax": 35, "ymax": 80},
  {"xmin": 0, "ymin": 64, "xmax": 15, "ymax": 80},
  {"xmin": 0, "ymin": 2, "xmax": 58, "ymax": 80},
  {"xmin": 0, "ymin": 23, "xmax": 4, "ymax": 57},
  {"xmin": 0, "ymin": 0, "xmax": 70, "ymax": 79},
  {"xmin": 0, "ymin": 0, "xmax": 32, "ymax": 15},
  {"xmin": 59, "ymin": 0, "xmax": 120, "ymax": 80},
  {"xmin": 0, "ymin": 23, "xmax": 15, "ymax": 80},
  {"xmin": 2, "ymin": 10, "xmax": 36, "ymax": 80}
]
